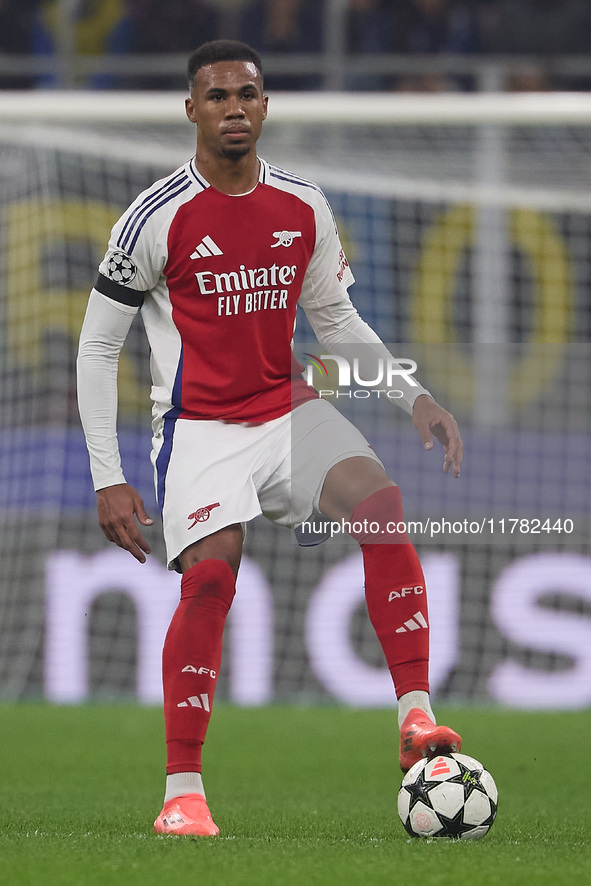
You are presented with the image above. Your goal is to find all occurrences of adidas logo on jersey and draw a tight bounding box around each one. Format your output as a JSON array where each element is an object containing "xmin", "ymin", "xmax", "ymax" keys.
[
  {"xmin": 177, "ymin": 693, "xmax": 211, "ymax": 711},
  {"xmin": 190, "ymin": 235, "xmax": 223, "ymax": 259},
  {"xmin": 395, "ymin": 611, "xmax": 428, "ymax": 633}
]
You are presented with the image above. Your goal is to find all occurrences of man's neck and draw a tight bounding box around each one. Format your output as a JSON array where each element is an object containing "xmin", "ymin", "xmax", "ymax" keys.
[{"xmin": 195, "ymin": 154, "xmax": 260, "ymax": 195}]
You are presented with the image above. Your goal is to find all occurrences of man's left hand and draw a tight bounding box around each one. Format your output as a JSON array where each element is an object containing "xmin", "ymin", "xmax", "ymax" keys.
[{"xmin": 412, "ymin": 394, "xmax": 463, "ymax": 478}]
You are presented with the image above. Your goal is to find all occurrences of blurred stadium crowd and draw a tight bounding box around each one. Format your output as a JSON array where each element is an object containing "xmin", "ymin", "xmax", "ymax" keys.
[{"xmin": 0, "ymin": 0, "xmax": 589, "ymax": 90}]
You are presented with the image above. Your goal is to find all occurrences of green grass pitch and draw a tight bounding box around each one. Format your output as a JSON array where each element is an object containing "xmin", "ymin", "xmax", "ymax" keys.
[{"xmin": 1, "ymin": 704, "xmax": 589, "ymax": 885}]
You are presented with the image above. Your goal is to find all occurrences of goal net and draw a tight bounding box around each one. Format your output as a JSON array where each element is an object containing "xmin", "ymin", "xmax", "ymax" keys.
[{"xmin": 1, "ymin": 91, "xmax": 590, "ymax": 709}]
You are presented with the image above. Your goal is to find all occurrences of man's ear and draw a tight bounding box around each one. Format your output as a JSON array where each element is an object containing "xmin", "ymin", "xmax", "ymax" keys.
[{"xmin": 185, "ymin": 96, "xmax": 197, "ymax": 124}]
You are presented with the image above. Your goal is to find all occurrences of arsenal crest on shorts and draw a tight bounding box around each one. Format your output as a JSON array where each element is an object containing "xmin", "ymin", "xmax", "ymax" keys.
[{"xmin": 187, "ymin": 502, "xmax": 221, "ymax": 529}]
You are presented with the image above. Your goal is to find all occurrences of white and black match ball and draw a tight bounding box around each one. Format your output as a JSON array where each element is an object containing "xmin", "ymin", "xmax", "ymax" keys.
[
  {"xmin": 106, "ymin": 251, "xmax": 137, "ymax": 285},
  {"xmin": 398, "ymin": 753, "xmax": 498, "ymax": 840}
]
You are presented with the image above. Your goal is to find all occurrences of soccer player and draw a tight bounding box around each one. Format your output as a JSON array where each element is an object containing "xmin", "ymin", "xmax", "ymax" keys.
[{"xmin": 77, "ymin": 39, "xmax": 463, "ymax": 837}]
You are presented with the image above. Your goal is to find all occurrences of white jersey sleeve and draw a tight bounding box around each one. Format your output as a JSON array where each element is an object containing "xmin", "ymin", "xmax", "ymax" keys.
[
  {"xmin": 303, "ymin": 292, "xmax": 432, "ymax": 416},
  {"xmin": 95, "ymin": 163, "xmax": 197, "ymax": 309},
  {"xmin": 294, "ymin": 186, "xmax": 355, "ymax": 310},
  {"xmin": 288, "ymin": 179, "xmax": 430, "ymax": 414},
  {"xmin": 95, "ymin": 187, "xmax": 170, "ymax": 306},
  {"xmin": 77, "ymin": 290, "xmax": 138, "ymax": 490},
  {"xmin": 78, "ymin": 163, "xmax": 198, "ymax": 488}
]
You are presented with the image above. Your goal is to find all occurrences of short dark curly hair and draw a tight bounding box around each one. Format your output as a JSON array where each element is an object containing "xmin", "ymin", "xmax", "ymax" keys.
[{"xmin": 187, "ymin": 40, "xmax": 263, "ymax": 90}]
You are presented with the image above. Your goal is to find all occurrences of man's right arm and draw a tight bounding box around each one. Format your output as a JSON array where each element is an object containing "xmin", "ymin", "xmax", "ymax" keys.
[
  {"xmin": 77, "ymin": 288, "xmax": 137, "ymax": 489},
  {"xmin": 77, "ymin": 289, "xmax": 154, "ymax": 562}
]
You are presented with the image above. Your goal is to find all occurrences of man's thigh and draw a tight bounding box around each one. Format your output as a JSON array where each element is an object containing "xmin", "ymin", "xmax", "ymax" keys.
[
  {"xmin": 259, "ymin": 399, "xmax": 384, "ymax": 527},
  {"xmin": 156, "ymin": 418, "xmax": 270, "ymax": 568}
]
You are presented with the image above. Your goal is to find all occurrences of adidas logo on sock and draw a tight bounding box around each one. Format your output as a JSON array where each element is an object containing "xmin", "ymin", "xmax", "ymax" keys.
[
  {"xmin": 177, "ymin": 693, "xmax": 211, "ymax": 711},
  {"xmin": 190, "ymin": 236, "xmax": 223, "ymax": 259},
  {"xmin": 395, "ymin": 611, "xmax": 428, "ymax": 633}
]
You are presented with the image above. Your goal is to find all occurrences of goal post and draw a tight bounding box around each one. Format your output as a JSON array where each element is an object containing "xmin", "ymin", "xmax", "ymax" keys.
[
  {"xmin": 2, "ymin": 88, "xmax": 591, "ymax": 121},
  {"xmin": 0, "ymin": 91, "xmax": 589, "ymax": 708}
]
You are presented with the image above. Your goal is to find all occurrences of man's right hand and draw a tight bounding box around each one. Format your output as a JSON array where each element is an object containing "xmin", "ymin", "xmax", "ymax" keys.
[{"xmin": 96, "ymin": 483, "xmax": 154, "ymax": 563}]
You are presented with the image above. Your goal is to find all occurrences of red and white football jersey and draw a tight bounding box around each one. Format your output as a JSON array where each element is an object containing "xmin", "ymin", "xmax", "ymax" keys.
[{"xmin": 95, "ymin": 158, "xmax": 355, "ymax": 427}]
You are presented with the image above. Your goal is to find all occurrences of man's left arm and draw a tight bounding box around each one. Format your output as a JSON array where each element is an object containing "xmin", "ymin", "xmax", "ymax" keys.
[
  {"xmin": 302, "ymin": 295, "xmax": 463, "ymax": 477},
  {"xmin": 297, "ymin": 189, "xmax": 462, "ymax": 476}
]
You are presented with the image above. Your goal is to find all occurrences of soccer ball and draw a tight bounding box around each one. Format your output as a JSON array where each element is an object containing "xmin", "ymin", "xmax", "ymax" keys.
[{"xmin": 398, "ymin": 753, "xmax": 498, "ymax": 840}]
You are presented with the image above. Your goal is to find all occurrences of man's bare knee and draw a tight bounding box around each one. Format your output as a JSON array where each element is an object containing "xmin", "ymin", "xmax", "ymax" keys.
[
  {"xmin": 319, "ymin": 456, "xmax": 396, "ymax": 522},
  {"xmin": 179, "ymin": 523, "xmax": 243, "ymax": 576}
]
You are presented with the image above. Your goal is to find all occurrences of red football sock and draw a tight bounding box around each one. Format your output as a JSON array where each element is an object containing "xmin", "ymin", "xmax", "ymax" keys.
[
  {"xmin": 162, "ymin": 559, "xmax": 236, "ymax": 775},
  {"xmin": 350, "ymin": 487, "xmax": 430, "ymax": 699}
]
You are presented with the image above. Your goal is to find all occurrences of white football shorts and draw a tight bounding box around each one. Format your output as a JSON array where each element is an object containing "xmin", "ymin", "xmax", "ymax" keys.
[{"xmin": 152, "ymin": 398, "xmax": 383, "ymax": 569}]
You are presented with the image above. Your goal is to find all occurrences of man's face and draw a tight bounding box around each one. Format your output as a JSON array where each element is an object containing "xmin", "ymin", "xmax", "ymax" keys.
[{"xmin": 186, "ymin": 60, "xmax": 268, "ymax": 160}]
